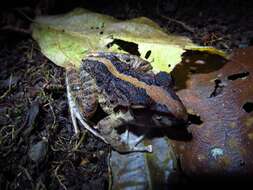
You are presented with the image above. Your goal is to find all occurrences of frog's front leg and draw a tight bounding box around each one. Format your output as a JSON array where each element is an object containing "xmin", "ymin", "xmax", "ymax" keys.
[
  {"xmin": 66, "ymin": 79, "xmax": 80, "ymax": 135},
  {"xmin": 94, "ymin": 110, "xmax": 152, "ymax": 152}
]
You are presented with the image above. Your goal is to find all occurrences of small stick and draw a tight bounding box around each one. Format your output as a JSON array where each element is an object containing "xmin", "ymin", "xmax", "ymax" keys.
[
  {"xmin": 0, "ymin": 74, "xmax": 13, "ymax": 100},
  {"xmin": 159, "ymin": 14, "xmax": 195, "ymax": 33}
]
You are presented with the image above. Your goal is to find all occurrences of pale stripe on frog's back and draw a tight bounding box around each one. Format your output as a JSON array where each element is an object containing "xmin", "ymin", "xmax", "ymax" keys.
[
  {"xmin": 67, "ymin": 67, "xmax": 98, "ymax": 119},
  {"xmin": 85, "ymin": 57, "xmax": 187, "ymax": 120}
]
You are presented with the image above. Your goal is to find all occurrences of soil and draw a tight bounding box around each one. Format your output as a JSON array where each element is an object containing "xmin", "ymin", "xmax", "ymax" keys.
[{"xmin": 0, "ymin": 0, "xmax": 252, "ymax": 189}]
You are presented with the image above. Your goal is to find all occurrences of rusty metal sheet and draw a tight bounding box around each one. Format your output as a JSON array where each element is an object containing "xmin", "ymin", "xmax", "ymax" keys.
[{"xmin": 171, "ymin": 47, "xmax": 253, "ymax": 176}]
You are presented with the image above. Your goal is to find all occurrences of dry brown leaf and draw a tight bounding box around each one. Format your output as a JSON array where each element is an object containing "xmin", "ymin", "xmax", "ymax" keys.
[{"xmin": 171, "ymin": 47, "xmax": 253, "ymax": 175}]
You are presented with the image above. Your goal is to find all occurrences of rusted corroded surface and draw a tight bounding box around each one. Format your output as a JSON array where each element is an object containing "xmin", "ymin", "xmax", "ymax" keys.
[{"xmin": 171, "ymin": 47, "xmax": 253, "ymax": 175}]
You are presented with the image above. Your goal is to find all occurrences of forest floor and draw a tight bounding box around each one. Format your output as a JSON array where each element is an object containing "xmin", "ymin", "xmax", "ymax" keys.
[{"xmin": 0, "ymin": 0, "xmax": 252, "ymax": 189}]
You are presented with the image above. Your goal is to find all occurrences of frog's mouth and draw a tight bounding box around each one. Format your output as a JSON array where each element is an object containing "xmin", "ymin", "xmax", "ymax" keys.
[
  {"xmin": 151, "ymin": 113, "xmax": 186, "ymax": 127},
  {"xmin": 131, "ymin": 108, "xmax": 187, "ymax": 128},
  {"xmin": 152, "ymin": 114, "xmax": 171, "ymax": 127}
]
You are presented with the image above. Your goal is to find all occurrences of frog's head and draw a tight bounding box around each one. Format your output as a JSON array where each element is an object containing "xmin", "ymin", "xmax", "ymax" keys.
[
  {"xmin": 147, "ymin": 72, "xmax": 188, "ymax": 127},
  {"xmin": 150, "ymin": 93, "xmax": 188, "ymax": 127}
]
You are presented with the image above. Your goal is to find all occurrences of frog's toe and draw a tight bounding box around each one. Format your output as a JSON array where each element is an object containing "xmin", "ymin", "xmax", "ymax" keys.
[
  {"xmin": 145, "ymin": 144, "xmax": 153, "ymax": 152},
  {"xmin": 130, "ymin": 144, "xmax": 153, "ymax": 153},
  {"xmin": 121, "ymin": 129, "xmax": 129, "ymax": 142},
  {"xmin": 132, "ymin": 134, "xmax": 145, "ymax": 146},
  {"xmin": 120, "ymin": 131, "xmax": 152, "ymax": 152},
  {"xmin": 128, "ymin": 135, "xmax": 152, "ymax": 152}
]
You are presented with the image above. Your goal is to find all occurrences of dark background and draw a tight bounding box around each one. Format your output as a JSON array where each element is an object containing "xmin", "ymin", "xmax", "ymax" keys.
[{"xmin": 1, "ymin": 0, "xmax": 253, "ymax": 49}]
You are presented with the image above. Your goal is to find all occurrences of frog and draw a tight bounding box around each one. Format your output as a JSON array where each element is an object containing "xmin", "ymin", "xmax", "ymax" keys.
[{"xmin": 65, "ymin": 52, "xmax": 188, "ymax": 152}]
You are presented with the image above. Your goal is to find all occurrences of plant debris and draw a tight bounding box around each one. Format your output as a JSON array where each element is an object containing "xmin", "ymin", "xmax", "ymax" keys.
[{"xmin": 0, "ymin": 39, "xmax": 109, "ymax": 189}]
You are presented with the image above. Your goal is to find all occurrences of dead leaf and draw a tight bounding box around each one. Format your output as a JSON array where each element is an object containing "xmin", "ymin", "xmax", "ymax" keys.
[
  {"xmin": 109, "ymin": 136, "xmax": 179, "ymax": 190},
  {"xmin": 32, "ymin": 8, "xmax": 225, "ymax": 73},
  {"xmin": 171, "ymin": 47, "xmax": 253, "ymax": 175}
]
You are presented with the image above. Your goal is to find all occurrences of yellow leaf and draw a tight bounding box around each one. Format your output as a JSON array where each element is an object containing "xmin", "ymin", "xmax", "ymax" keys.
[{"xmin": 32, "ymin": 8, "xmax": 226, "ymax": 73}]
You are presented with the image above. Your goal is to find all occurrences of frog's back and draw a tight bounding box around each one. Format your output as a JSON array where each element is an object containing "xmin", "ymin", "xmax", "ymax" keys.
[{"xmin": 81, "ymin": 54, "xmax": 156, "ymax": 107}]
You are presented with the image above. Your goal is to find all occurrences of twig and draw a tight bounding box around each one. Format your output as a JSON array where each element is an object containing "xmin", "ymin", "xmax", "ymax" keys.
[
  {"xmin": 50, "ymin": 136, "xmax": 69, "ymax": 152},
  {"xmin": 40, "ymin": 88, "xmax": 56, "ymax": 129},
  {"xmin": 19, "ymin": 165, "xmax": 33, "ymax": 181},
  {"xmin": 19, "ymin": 165, "xmax": 35, "ymax": 189},
  {"xmin": 0, "ymin": 25, "xmax": 31, "ymax": 34},
  {"xmin": 0, "ymin": 125, "xmax": 14, "ymax": 144},
  {"xmin": 159, "ymin": 14, "xmax": 195, "ymax": 33},
  {"xmin": 54, "ymin": 165, "xmax": 67, "ymax": 190},
  {"xmin": 0, "ymin": 74, "xmax": 13, "ymax": 100},
  {"xmin": 73, "ymin": 131, "xmax": 87, "ymax": 151},
  {"xmin": 35, "ymin": 180, "xmax": 47, "ymax": 190},
  {"xmin": 28, "ymin": 42, "xmax": 34, "ymax": 60},
  {"xmin": 15, "ymin": 8, "xmax": 35, "ymax": 23}
]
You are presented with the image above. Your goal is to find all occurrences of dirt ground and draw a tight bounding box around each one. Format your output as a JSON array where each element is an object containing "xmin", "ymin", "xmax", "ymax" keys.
[{"xmin": 0, "ymin": 0, "xmax": 253, "ymax": 189}]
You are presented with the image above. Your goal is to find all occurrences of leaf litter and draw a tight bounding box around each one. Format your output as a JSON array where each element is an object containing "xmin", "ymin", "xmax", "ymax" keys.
[{"xmin": 1, "ymin": 3, "xmax": 253, "ymax": 190}]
